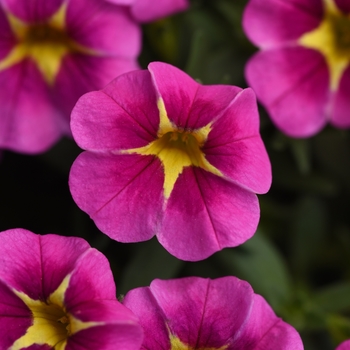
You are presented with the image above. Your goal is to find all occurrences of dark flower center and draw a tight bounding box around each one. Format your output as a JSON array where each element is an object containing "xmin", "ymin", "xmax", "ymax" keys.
[
  {"xmin": 331, "ymin": 13, "xmax": 350, "ymax": 55},
  {"xmin": 24, "ymin": 23, "xmax": 70, "ymax": 46}
]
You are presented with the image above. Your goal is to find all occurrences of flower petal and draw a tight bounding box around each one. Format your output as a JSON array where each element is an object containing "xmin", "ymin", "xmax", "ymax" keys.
[
  {"xmin": 187, "ymin": 84, "xmax": 242, "ymax": 129},
  {"xmin": 204, "ymin": 88, "xmax": 271, "ymax": 194},
  {"xmin": 337, "ymin": 340, "xmax": 350, "ymax": 350},
  {"xmin": 148, "ymin": 62, "xmax": 198, "ymax": 128},
  {"xmin": 0, "ymin": 281, "xmax": 32, "ymax": 350},
  {"xmin": 70, "ymin": 69, "xmax": 159, "ymax": 151},
  {"xmin": 131, "ymin": 0, "xmax": 188, "ymax": 22},
  {"xmin": 159, "ymin": 167, "xmax": 259, "ymax": 261},
  {"xmin": 66, "ymin": 0, "xmax": 140, "ymax": 56},
  {"xmin": 331, "ymin": 65, "xmax": 350, "ymax": 128},
  {"xmin": 40, "ymin": 235, "xmax": 91, "ymax": 298},
  {"xmin": 1, "ymin": 0, "xmax": 64, "ymax": 22},
  {"xmin": 122, "ymin": 287, "xmax": 170, "ymax": 350},
  {"xmin": 0, "ymin": 229, "xmax": 43, "ymax": 299},
  {"xmin": 69, "ymin": 152, "xmax": 164, "ymax": 242},
  {"xmin": 105, "ymin": 0, "xmax": 135, "ymax": 4},
  {"xmin": 64, "ymin": 249, "xmax": 116, "ymax": 309},
  {"xmin": 55, "ymin": 54, "xmax": 140, "ymax": 121},
  {"xmin": 245, "ymin": 46, "xmax": 330, "ymax": 137},
  {"xmin": 0, "ymin": 61, "xmax": 68, "ymax": 153},
  {"xmin": 123, "ymin": 277, "xmax": 257, "ymax": 349},
  {"xmin": 234, "ymin": 295, "xmax": 303, "ymax": 350},
  {"xmin": 68, "ymin": 324, "xmax": 142, "ymax": 350},
  {"xmin": 0, "ymin": 7, "xmax": 16, "ymax": 59},
  {"xmin": 335, "ymin": 0, "xmax": 350, "ymax": 13},
  {"xmin": 243, "ymin": 0, "xmax": 322, "ymax": 49},
  {"xmin": 149, "ymin": 62, "xmax": 242, "ymax": 129},
  {"xmin": 0, "ymin": 229, "xmax": 91, "ymax": 299}
]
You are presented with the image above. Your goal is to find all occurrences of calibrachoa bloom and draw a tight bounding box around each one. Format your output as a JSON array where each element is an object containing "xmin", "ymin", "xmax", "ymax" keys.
[
  {"xmin": 69, "ymin": 62, "xmax": 271, "ymax": 261},
  {"xmin": 105, "ymin": 0, "xmax": 189, "ymax": 22},
  {"xmin": 123, "ymin": 276, "xmax": 304, "ymax": 350},
  {"xmin": 243, "ymin": 0, "xmax": 350, "ymax": 137},
  {"xmin": 0, "ymin": 0, "xmax": 140, "ymax": 153},
  {"xmin": 338, "ymin": 340, "xmax": 350, "ymax": 350},
  {"xmin": 0, "ymin": 228, "xmax": 143, "ymax": 349}
]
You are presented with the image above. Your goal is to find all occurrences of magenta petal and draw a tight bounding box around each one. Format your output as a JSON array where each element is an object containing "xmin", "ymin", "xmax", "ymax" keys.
[
  {"xmin": 246, "ymin": 47, "xmax": 330, "ymax": 137},
  {"xmin": 1, "ymin": 0, "xmax": 64, "ymax": 22},
  {"xmin": 66, "ymin": 0, "xmax": 140, "ymax": 56},
  {"xmin": 243, "ymin": 0, "xmax": 322, "ymax": 48},
  {"xmin": 69, "ymin": 152, "xmax": 164, "ymax": 242},
  {"xmin": 64, "ymin": 249, "xmax": 116, "ymax": 309},
  {"xmin": 335, "ymin": 0, "xmax": 350, "ymax": 13},
  {"xmin": 0, "ymin": 61, "xmax": 67, "ymax": 153},
  {"xmin": 204, "ymin": 88, "xmax": 271, "ymax": 194},
  {"xmin": 235, "ymin": 295, "xmax": 303, "ymax": 350},
  {"xmin": 124, "ymin": 277, "xmax": 302, "ymax": 350},
  {"xmin": 71, "ymin": 70, "xmax": 158, "ymax": 152},
  {"xmin": 105, "ymin": 0, "xmax": 135, "ymax": 4},
  {"xmin": 151, "ymin": 277, "xmax": 254, "ymax": 348},
  {"xmin": 337, "ymin": 340, "xmax": 350, "ymax": 350},
  {"xmin": 131, "ymin": 0, "xmax": 188, "ymax": 22},
  {"xmin": 122, "ymin": 287, "xmax": 171, "ymax": 350},
  {"xmin": 67, "ymin": 324, "xmax": 142, "ymax": 350},
  {"xmin": 55, "ymin": 54, "xmax": 140, "ymax": 120},
  {"xmin": 159, "ymin": 168, "xmax": 259, "ymax": 261},
  {"xmin": 21, "ymin": 346, "xmax": 51, "ymax": 350},
  {"xmin": 331, "ymin": 66, "xmax": 350, "ymax": 128},
  {"xmin": 69, "ymin": 300, "xmax": 139, "ymax": 323},
  {"xmin": 40, "ymin": 234, "xmax": 90, "ymax": 298},
  {"xmin": 0, "ymin": 281, "xmax": 32, "ymax": 350},
  {"xmin": 186, "ymin": 84, "xmax": 242, "ymax": 129},
  {"xmin": 0, "ymin": 228, "xmax": 44, "ymax": 299},
  {"xmin": 148, "ymin": 62, "xmax": 199, "ymax": 128},
  {"xmin": 0, "ymin": 229, "xmax": 92, "ymax": 300},
  {"xmin": 68, "ymin": 301, "xmax": 143, "ymax": 350},
  {"xmin": 0, "ymin": 7, "xmax": 17, "ymax": 59},
  {"xmin": 149, "ymin": 62, "xmax": 242, "ymax": 129}
]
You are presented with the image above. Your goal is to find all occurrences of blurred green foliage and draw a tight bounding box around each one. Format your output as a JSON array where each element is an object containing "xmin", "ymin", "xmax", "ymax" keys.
[{"xmin": 1, "ymin": 1, "xmax": 350, "ymax": 349}]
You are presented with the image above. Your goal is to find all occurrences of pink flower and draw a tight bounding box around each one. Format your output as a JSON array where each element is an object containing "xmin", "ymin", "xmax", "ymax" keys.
[
  {"xmin": 105, "ymin": 0, "xmax": 189, "ymax": 22},
  {"xmin": 123, "ymin": 276, "xmax": 304, "ymax": 350},
  {"xmin": 337, "ymin": 340, "xmax": 350, "ymax": 350},
  {"xmin": 243, "ymin": 0, "xmax": 350, "ymax": 137},
  {"xmin": 69, "ymin": 61, "xmax": 271, "ymax": 261},
  {"xmin": 0, "ymin": 0, "xmax": 140, "ymax": 153},
  {"xmin": 0, "ymin": 228, "xmax": 143, "ymax": 349}
]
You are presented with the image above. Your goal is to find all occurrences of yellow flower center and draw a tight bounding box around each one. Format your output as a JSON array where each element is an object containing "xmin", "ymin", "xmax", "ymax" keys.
[
  {"xmin": 9, "ymin": 276, "xmax": 100, "ymax": 350},
  {"xmin": 123, "ymin": 98, "xmax": 222, "ymax": 199},
  {"xmin": 298, "ymin": 0, "xmax": 350, "ymax": 90},
  {"xmin": 0, "ymin": 3, "xmax": 97, "ymax": 85}
]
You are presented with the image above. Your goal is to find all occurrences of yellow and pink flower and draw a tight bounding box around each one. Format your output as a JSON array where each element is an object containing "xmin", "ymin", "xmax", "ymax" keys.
[
  {"xmin": 69, "ymin": 62, "xmax": 271, "ymax": 261},
  {"xmin": 0, "ymin": 228, "xmax": 143, "ymax": 349},
  {"xmin": 244, "ymin": 0, "xmax": 350, "ymax": 137},
  {"xmin": 123, "ymin": 276, "xmax": 304, "ymax": 350},
  {"xmin": 0, "ymin": 0, "xmax": 140, "ymax": 153}
]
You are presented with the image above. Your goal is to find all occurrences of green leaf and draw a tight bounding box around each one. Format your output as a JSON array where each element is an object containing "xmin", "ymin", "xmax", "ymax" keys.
[
  {"xmin": 314, "ymin": 282, "xmax": 350, "ymax": 313},
  {"xmin": 118, "ymin": 238, "xmax": 184, "ymax": 295},
  {"xmin": 215, "ymin": 231, "xmax": 292, "ymax": 312},
  {"xmin": 290, "ymin": 196, "xmax": 328, "ymax": 278}
]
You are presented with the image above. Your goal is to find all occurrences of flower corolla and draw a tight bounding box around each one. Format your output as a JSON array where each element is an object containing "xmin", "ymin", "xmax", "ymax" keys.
[
  {"xmin": 0, "ymin": 0, "xmax": 140, "ymax": 153},
  {"xmin": 69, "ymin": 62, "xmax": 271, "ymax": 261},
  {"xmin": 244, "ymin": 0, "xmax": 350, "ymax": 137},
  {"xmin": 123, "ymin": 276, "xmax": 304, "ymax": 350},
  {"xmin": 0, "ymin": 228, "xmax": 143, "ymax": 349}
]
